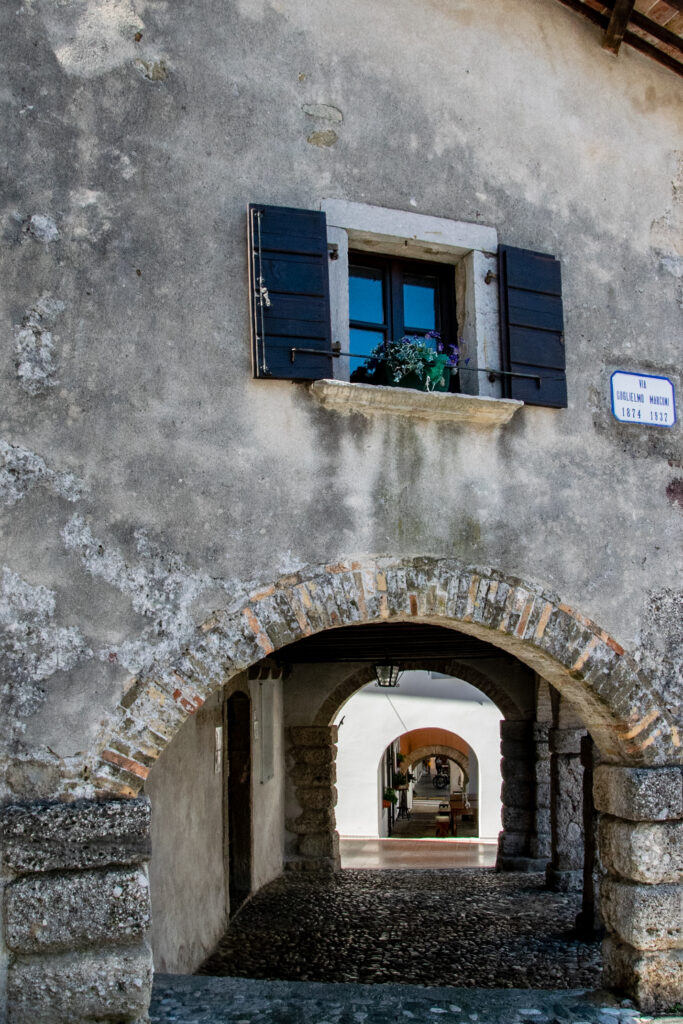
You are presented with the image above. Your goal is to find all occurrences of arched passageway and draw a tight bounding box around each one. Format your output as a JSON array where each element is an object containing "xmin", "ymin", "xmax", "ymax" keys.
[
  {"xmin": 404, "ymin": 741, "xmax": 471, "ymax": 786},
  {"xmin": 6, "ymin": 558, "xmax": 681, "ymax": 1019},
  {"xmin": 333, "ymin": 672, "xmax": 501, "ymax": 839}
]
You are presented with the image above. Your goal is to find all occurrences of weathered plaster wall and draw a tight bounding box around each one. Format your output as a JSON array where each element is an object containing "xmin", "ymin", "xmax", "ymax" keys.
[
  {"xmin": 0, "ymin": 0, "xmax": 680, "ymax": 800},
  {"xmin": 145, "ymin": 693, "xmax": 225, "ymax": 973}
]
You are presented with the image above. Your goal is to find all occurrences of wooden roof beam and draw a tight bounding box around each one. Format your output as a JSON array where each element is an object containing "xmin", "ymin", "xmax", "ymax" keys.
[
  {"xmin": 603, "ymin": 0, "xmax": 638, "ymax": 52},
  {"xmin": 554, "ymin": 0, "xmax": 683, "ymax": 75}
]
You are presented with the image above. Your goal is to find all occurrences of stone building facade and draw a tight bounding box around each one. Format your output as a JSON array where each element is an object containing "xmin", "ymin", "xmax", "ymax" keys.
[{"xmin": 1, "ymin": 0, "xmax": 681, "ymax": 1021}]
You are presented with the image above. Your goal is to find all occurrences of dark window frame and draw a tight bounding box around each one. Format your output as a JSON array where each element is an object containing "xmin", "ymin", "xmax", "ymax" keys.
[
  {"xmin": 348, "ymin": 251, "xmax": 458, "ymax": 388},
  {"xmin": 348, "ymin": 251, "xmax": 456, "ymax": 341}
]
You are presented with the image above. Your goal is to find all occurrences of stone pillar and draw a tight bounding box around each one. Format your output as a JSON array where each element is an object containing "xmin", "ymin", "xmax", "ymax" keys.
[
  {"xmin": 530, "ymin": 722, "xmax": 551, "ymax": 863},
  {"xmin": 285, "ymin": 725, "xmax": 340, "ymax": 873},
  {"xmin": 576, "ymin": 734, "xmax": 603, "ymax": 938},
  {"xmin": 0, "ymin": 797, "xmax": 153, "ymax": 1024},
  {"xmin": 546, "ymin": 724, "xmax": 586, "ymax": 890},
  {"xmin": 596, "ymin": 765, "xmax": 683, "ymax": 1013},
  {"xmin": 496, "ymin": 721, "xmax": 545, "ymax": 871}
]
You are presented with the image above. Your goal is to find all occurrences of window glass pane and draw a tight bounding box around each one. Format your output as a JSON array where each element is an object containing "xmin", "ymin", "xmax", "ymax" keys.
[
  {"xmin": 349, "ymin": 267, "xmax": 385, "ymax": 325},
  {"xmin": 349, "ymin": 327, "xmax": 384, "ymax": 374},
  {"xmin": 403, "ymin": 276, "xmax": 437, "ymax": 333}
]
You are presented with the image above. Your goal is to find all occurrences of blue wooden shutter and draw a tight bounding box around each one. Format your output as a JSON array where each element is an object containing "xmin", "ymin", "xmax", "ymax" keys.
[
  {"xmin": 248, "ymin": 204, "xmax": 333, "ymax": 380},
  {"xmin": 499, "ymin": 245, "xmax": 567, "ymax": 408}
]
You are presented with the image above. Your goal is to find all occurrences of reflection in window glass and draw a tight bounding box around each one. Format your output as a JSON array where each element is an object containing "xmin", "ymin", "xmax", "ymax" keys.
[
  {"xmin": 350, "ymin": 327, "xmax": 384, "ymax": 373},
  {"xmin": 349, "ymin": 267, "xmax": 385, "ymax": 325},
  {"xmin": 403, "ymin": 277, "xmax": 437, "ymax": 332}
]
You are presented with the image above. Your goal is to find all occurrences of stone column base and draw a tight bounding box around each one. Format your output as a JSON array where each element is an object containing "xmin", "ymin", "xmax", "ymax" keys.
[
  {"xmin": 7, "ymin": 946, "xmax": 153, "ymax": 1024},
  {"xmin": 1, "ymin": 798, "xmax": 153, "ymax": 1024},
  {"xmin": 603, "ymin": 937, "xmax": 683, "ymax": 1014},
  {"xmin": 496, "ymin": 855, "xmax": 548, "ymax": 873},
  {"xmin": 595, "ymin": 765, "xmax": 683, "ymax": 1013},
  {"xmin": 575, "ymin": 907, "xmax": 604, "ymax": 940},
  {"xmin": 545, "ymin": 865, "xmax": 583, "ymax": 892}
]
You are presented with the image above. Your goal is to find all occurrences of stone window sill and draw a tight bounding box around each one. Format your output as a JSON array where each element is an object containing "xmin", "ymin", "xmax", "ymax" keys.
[{"xmin": 308, "ymin": 379, "xmax": 523, "ymax": 426}]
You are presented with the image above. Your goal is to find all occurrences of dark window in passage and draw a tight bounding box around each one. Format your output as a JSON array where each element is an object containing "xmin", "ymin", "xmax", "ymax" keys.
[{"xmin": 227, "ymin": 691, "xmax": 252, "ymax": 915}]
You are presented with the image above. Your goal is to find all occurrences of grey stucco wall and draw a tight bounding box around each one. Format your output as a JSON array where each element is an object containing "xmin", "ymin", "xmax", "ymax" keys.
[
  {"xmin": 0, "ymin": 0, "xmax": 681, "ymax": 801},
  {"xmin": 145, "ymin": 694, "xmax": 226, "ymax": 973}
]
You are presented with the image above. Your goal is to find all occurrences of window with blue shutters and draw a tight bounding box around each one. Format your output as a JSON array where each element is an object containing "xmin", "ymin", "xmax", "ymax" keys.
[
  {"xmin": 248, "ymin": 204, "xmax": 334, "ymax": 380},
  {"xmin": 498, "ymin": 245, "xmax": 567, "ymax": 409},
  {"xmin": 248, "ymin": 204, "xmax": 568, "ymax": 412}
]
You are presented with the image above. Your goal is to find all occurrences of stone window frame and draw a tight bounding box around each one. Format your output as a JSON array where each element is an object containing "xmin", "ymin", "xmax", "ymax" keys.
[{"xmin": 322, "ymin": 199, "xmax": 505, "ymax": 403}]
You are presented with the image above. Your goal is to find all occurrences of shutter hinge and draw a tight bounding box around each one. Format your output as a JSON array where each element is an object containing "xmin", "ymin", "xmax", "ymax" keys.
[
  {"xmin": 484, "ymin": 270, "xmax": 498, "ymax": 285},
  {"xmin": 257, "ymin": 279, "xmax": 271, "ymax": 307}
]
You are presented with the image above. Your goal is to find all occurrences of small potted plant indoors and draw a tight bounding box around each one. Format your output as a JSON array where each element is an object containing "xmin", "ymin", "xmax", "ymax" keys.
[
  {"xmin": 350, "ymin": 330, "xmax": 459, "ymax": 393},
  {"xmin": 383, "ymin": 787, "xmax": 398, "ymax": 808}
]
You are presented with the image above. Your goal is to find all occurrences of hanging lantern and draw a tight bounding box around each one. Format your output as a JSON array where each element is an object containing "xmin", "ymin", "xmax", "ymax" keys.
[{"xmin": 374, "ymin": 663, "xmax": 402, "ymax": 688}]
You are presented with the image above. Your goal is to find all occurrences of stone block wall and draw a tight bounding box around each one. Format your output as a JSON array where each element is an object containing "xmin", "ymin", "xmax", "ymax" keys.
[
  {"xmin": 0, "ymin": 798, "xmax": 153, "ymax": 1024},
  {"xmin": 496, "ymin": 720, "xmax": 547, "ymax": 872},
  {"xmin": 546, "ymin": 726, "xmax": 586, "ymax": 892},
  {"xmin": 596, "ymin": 765, "xmax": 683, "ymax": 1012},
  {"xmin": 284, "ymin": 726, "xmax": 340, "ymax": 872}
]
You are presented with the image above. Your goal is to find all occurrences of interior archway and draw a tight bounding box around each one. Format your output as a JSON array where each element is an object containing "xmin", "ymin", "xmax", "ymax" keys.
[{"xmin": 403, "ymin": 741, "xmax": 471, "ymax": 786}]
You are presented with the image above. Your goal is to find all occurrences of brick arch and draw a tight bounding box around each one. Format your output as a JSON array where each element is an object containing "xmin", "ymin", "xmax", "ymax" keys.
[
  {"xmin": 404, "ymin": 744, "xmax": 470, "ymax": 787},
  {"xmin": 313, "ymin": 659, "xmax": 524, "ymax": 727},
  {"xmin": 93, "ymin": 556, "xmax": 681, "ymax": 796}
]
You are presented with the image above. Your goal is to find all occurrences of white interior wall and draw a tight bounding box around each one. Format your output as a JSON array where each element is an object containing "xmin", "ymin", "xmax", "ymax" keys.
[
  {"xmin": 334, "ymin": 671, "xmax": 502, "ymax": 839},
  {"xmin": 249, "ymin": 676, "xmax": 286, "ymax": 891},
  {"xmin": 145, "ymin": 676, "xmax": 285, "ymax": 973}
]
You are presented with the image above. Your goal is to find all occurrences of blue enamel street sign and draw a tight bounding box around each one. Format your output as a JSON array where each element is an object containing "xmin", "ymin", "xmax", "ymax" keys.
[{"xmin": 610, "ymin": 371, "xmax": 676, "ymax": 428}]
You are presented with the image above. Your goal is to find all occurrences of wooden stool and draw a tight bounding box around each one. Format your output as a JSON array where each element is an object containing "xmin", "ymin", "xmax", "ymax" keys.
[{"xmin": 435, "ymin": 814, "xmax": 450, "ymax": 837}]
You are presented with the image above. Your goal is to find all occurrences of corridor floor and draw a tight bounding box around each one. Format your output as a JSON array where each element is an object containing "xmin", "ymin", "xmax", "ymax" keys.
[
  {"xmin": 199, "ymin": 868, "xmax": 600, "ymax": 990},
  {"xmin": 340, "ymin": 837, "xmax": 496, "ymax": 869},
  {"xmin": 150, "ymin": 974, "xmax": 674, "ymax": 1024}
]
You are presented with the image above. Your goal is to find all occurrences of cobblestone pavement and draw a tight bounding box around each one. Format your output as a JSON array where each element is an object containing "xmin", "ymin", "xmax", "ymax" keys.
[
  {"xmin": 151, "ymin": 974, "xmax": 682, "ymax": 1024},
  {"xmin": 199, "ymin": 869, "xmax": 600, "ymax": 989}
]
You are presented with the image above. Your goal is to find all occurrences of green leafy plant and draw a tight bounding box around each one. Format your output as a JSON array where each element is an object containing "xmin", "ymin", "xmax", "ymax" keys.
[
  {"xmin": 383, "ymin": 787, "xmax": 398, "ymax": 805},
  {"xmin": 351, "ymin": 331, "xmax": 459, "ymax": 393}
]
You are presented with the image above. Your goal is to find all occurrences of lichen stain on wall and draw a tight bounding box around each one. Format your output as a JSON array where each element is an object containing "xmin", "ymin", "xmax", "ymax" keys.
[
  {"xmin": 60, "ymin": 513, "xmax": 241, "ymax": 674},
  {"xmin": 0, "ymin": 568, "xmax": 92, "ymax": 742},
  {"xmin": 32, "ymin": 0, "xmax": 145, "ymax": 78},
  {"xmin": 13, "ymin": 295, "xmax": 65, "ymax": 395},
  {"xmin": 637, "ymin": 588, "xmax": 683, "ymax": 716},
  {"xmin": 0, "ymin": 440, "xmax": 84, "ymax": 506},
  {"xmin": 650, "ymin": 151, "xmax": 683, "ymax": 305}
]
